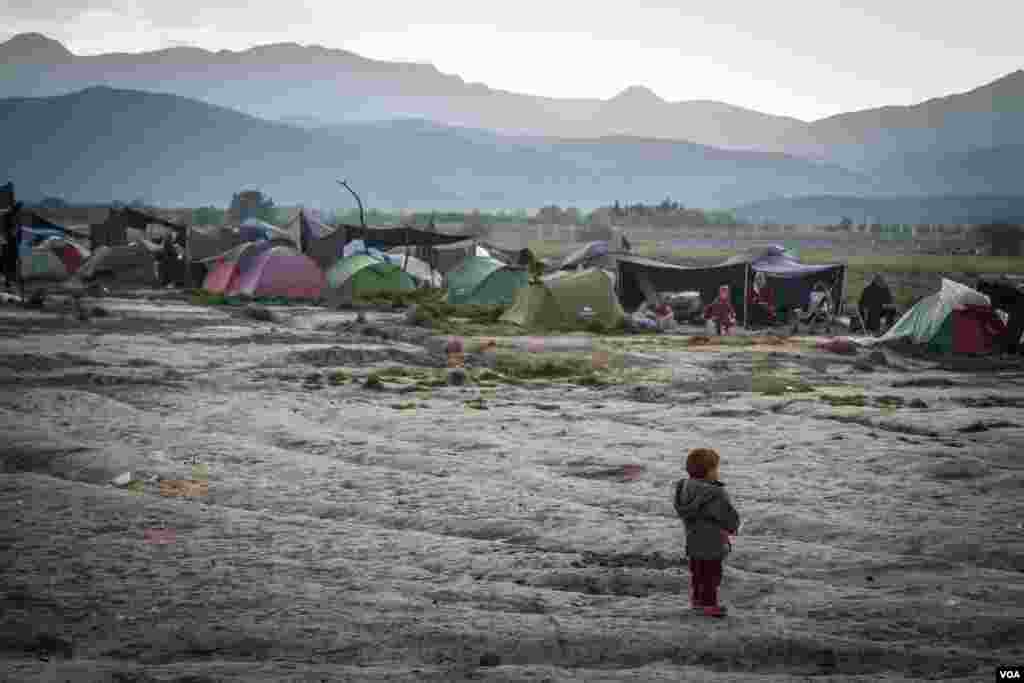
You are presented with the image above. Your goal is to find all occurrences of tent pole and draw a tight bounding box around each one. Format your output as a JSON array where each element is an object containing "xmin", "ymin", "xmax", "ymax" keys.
[
  {"xmin": 184, "ymin": 224, "xmax": 193, "ymax": 291},
  {"xmin": 839, "ymin": 266, "xmax": 847, "ymax": 316},
  {"xmin": 743, "ymin": 264, "xmax": 750, "ymax": 329}
]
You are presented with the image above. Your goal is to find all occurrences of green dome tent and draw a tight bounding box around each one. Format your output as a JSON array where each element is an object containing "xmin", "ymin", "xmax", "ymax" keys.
[
  {"xmin": 325, "ymin": 254, "xmax": 416, "ymax": 307},
  {"xmin": 446, "ymin": 255, "xmax": 528, "ymax": 305},
  {"xmin": 875, "ymin": 278, "xmax": 997, "ymax": 354},
  {"xmin": 501, "ymin": 268, "xmax": 624, "ymax": 331}
]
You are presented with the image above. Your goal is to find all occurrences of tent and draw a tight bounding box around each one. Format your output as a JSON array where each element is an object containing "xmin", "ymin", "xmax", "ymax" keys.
[
  {"xmin": 77, "ymin": 242, "xmax": 159, "ymax": 286},
  {"xmin": 501, "ymin": 268, "xmax": 624, "ymax": 330},
  {"xmin": 20, "ymin": 236, "xmax": 89, "ymax": 282},
  {"xmin": 559, "ymin": 241, "xmax": 613, "ymax": 271},
  {"xmin": 446, "ymin": 256, "xmax": 529, "ymax": 305},
  {"xmin": 386, "ymin": 251, "xmax": 443, "ymax": 288},
  {"xmin": 202, "ymin": 241, "xmax": 324, "ymax": 299},
  {"xmin": 238, "ymin": 218, "xmax": 297, "ymax": 245},
  {"xmin": 324, "ymin": 254, "xmax": 416, "ymax": 307},
  {"xmin": 875, "ymin": 278, "xmax": 1004, "ymax": 354}
]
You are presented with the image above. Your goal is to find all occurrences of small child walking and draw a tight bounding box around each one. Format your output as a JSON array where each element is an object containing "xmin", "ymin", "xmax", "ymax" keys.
[{"xmin": 673, "ymin": 447, "xmax": 740, "ymax": 617}]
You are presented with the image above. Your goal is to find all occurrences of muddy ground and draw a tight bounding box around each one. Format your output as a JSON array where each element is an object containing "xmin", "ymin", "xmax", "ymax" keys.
[{"xmin": 1, "ymin": 294, "xmax": 1022, "ymax": 682}]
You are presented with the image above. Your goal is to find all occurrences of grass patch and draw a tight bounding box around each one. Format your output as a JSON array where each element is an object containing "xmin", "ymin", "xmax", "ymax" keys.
[
  {"xmin": 190, "ymin": 290, "xmax": 227, "ymax": 306},
  {"xmin": 751, "ymin": 374, "xmax": 816, "ymax": 396},
  {"xmin": 389, "ymin": 401, "xmax": 417, "ymax": 410},
  {"xmin": 820, "ymin": 393, "xmax": 868, "ymax": 407}
]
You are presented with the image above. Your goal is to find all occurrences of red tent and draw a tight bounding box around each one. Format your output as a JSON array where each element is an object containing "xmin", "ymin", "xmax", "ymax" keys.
[{"xmin": 952, "ymin": 304, "xmax": 1007, "ymax": 354}]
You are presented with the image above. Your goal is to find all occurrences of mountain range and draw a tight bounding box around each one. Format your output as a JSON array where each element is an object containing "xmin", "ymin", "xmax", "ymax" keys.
[
  {"xmin": 1, "ymin": 32, "xmax": 1023, "ymax": 217},
  {"xmin": 0, "ymin": 86, "xmax": 876, "ymax": 209}
]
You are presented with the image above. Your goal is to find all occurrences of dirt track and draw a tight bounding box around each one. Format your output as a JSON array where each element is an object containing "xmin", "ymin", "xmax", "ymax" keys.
[{"xmin": 1, "ymin": 295, "xmax": 1022, "ymax": 682}]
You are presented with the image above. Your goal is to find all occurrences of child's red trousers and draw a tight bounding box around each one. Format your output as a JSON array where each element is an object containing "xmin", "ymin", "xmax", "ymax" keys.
[{"xmin": 689, "ymin": 558, "xmax": 723, "ymax": 607}]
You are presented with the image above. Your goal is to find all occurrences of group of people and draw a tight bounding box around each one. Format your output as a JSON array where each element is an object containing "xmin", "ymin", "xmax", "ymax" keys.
[{"xmin": 699, "ymin": 272, "xmax": 776, "ymax": 336}]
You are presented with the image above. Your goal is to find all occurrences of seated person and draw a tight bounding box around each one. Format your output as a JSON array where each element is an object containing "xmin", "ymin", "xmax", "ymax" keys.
[
  {"xmin": 703, "ymin": 285, "xmax": 737, "ymax": 335},
  {"xmin": 747, "ymin": 272, "xmax": 776, "ymax": 327},
  {"xmin": 858, "ymin": 274, "xmax": 895, "ymax": 333},
  {"xmin": 654, "ymin": 301, "xmax": 676, "ymax": 331}
]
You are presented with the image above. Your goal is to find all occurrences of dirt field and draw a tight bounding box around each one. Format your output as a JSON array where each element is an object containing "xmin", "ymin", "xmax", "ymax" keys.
[{"xmin": 1, "ymin": 293, "xmax": 1022, "ymax": 682}]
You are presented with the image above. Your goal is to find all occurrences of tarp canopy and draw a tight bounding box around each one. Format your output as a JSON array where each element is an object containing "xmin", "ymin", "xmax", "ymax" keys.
[
  {"xmin": 616, "ymin": 254, "xmax": 748, "ymax": 314},
  {"xmin": 404, "ymin": 239, "xmax": 493, "ymax": 274},
  {"xmin": 446, "ymin": 255, "xmax": 529, "ymax": 305},
  {"xmin": 188, "ymin": 226, "xmax": 244, "ymax": 262},
  {"xmin": 203, "ymin": 242, "xmax": 324, "ymax": 300},
  {"xmin": 324, "ymin": 254, "xmax": 416, "ymax": 307},
  {"xmin": 876, "ymin": 279, "xmax": 992, "ymax": 353},
  {"xmin": 339, "ymin": 223, "xmax": 468, "ymax": 249},
  {"xmin": 239, "ymin": 218, "xmax": 297, "ymax": 245},
  {"xmin": 560, "ymin": 241, "xmax": 610, "ymax": 270},
  {"xmin": 501, "ymin": 267, "xmax": 624, "ymax": 330},
  {"xmin": 305, "ymin": 226, "xmax": 349, "ymax": 272},
  {"xmin": 77, "ymin": 242, "xmax": 159, "ymax": 286}
]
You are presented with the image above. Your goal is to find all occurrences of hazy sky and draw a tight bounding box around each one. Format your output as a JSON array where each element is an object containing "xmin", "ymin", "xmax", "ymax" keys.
[{"xmin": 3, "ymin": 0, "xmax": 1021, "ymax": 121}]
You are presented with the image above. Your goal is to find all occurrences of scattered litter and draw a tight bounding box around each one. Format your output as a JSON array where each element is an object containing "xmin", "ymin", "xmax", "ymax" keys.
[
  {"xmin": 111, "ymin": 472, "xmax": 132, "ymax": 487},
  {"xmin": 816, "ymin": 337, "xmax": 858, "ymax": 355}
]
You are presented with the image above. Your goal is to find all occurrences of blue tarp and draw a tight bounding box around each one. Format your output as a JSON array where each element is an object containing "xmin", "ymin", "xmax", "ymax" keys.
[
  {"xmin": 560, "ymin": 241, "xmax": 610, "ymax": 270},
  {"xmin": 720, "ymin": 245, "xmax": 843, "ymax": 279}
]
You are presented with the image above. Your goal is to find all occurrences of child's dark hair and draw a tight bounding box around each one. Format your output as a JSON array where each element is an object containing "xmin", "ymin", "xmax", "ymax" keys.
[{"xmin": 686, "ymin": 448, "xmax": 720, "ymax": 479}]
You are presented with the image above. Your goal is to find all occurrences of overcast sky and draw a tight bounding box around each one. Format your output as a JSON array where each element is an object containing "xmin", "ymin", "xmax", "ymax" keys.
[{"xmin": 2, "ymin": 1, "xmax": 1021, "ymax": 121}]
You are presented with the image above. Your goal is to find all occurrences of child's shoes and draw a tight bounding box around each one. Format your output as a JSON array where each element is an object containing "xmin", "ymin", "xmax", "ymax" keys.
[{"xmin": 702, "ymin": 605, "xmax": 728, "ymax": 618}]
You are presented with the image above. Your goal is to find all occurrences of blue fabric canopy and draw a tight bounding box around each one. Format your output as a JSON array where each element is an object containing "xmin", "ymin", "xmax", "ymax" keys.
[{"xmin": 726, "ymin": 245, "xmax": 843, "ymax": 279}]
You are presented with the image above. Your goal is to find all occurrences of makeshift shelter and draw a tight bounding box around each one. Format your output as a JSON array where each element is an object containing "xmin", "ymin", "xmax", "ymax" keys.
[
  {"xmin": 559, "ymin": 241, "xmax": 614, "ymax": 271},
  {"xmin": 202, "ymin": 241, "xmax": 324, "ymax": 300},
  {"xmin": 875, "ymin": 279, "xmax": 1004, "ymax": 354},
  {"xmin": 77, "ymin": 242, "xmax": 159, "ymax": 286},
  {"xmin": 616, "ymin": 246, "xmax": 845, "ymax": 326},
  {"xmin": 324, "ymin": 254, "xmax": 416, "ymax": 307},
  {"xmin": 20, "ymin": 236, "xmax": 89, "ymax": 282},
  {"xmin": 446, "ymin": 256, "xmax": 529, "ymax": 305},
  {"xmin": 188, "ymin": 226, "xmax": 243, "ymax": 262},
  {"xmin": 616, "ymin": 254, "xmax": 748, "ymax": 315},
  {"xmin": 501, "ymin": 268, "xmax": 624, "ymax": 330},
  {"xmin": 385, "ymin": 251, "xmax": 443, "ymax": 288}
]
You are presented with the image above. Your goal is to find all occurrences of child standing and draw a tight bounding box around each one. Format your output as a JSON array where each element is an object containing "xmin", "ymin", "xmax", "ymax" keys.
[{"xmin": 673, "ymin": 448, "xmax": 740, "ymax": 617}]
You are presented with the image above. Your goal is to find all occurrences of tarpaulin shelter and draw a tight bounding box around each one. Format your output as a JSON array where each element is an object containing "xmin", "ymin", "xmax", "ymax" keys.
[
  {"xmin": 501, "ymin": 267, "xmax": 624, "ymax": 331},
  {"xmin": 324, "ymin": 254, "xmax": 416, "ymax": 307},
  {"xmin": 873, "ymin": 279, "xmax": 1005, "ymax": 354},
  {"xmin": 238, "ymin": 217, "xmax": 297, "ymax": 245},
  {"xmin": 188, "ymin": 225, "xmax": 243, "ymax": 262},
  {"xmin": 387, "ymin": 252, "xmax": 443, "ymax": 288},
  {"xmin": 202, "ymin": 241, "xmax": 324, "ymax": 300},
  {"xmin": 721, "ymin": 245, "xmax": 845, "ymax": 320},
  {"xmin": 615, "ymin": 246, "xmax": 846, "ymax": 326},
  {"xmin": 616, "ymin": 254, "xmax": 748, "ymax": 316},
  {"xmin": 559, "ymin": 241, "xmax": 613, "ymax": 271},
  {"xmin": 446, "ymin": 256, "xmax": 529, "ymax": 305},
  {"xmin": 77, "ymin": 242, "xmax": 160, "ymax": 287}
]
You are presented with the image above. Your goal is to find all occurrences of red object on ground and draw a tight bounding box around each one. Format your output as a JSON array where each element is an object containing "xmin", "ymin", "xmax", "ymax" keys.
[
  {"xmin": 621, "ymin": 464, "xmax": 642, "ymax": 480},
  {"xmin": 817, "ymin": 337, "xmax": 858, "ymax": 354},
  {"xmin": 953, "ymin": 305, "xmax": 1007, "ymax": 354},
  {"xmin": 446, "ymin": 337, "xmax": 464, "ymax": 354},
  {"xmin": 59, "ymin": 244, "xmax": 83, "ymax": 274}
]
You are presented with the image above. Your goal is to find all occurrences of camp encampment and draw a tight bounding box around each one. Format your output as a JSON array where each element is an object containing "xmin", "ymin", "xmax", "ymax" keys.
[
  {"xmin": 202, "ymin": 241, "xmax": 324, "ymax": 300},
  {"xmin": 77, "ymin": 242, "xmax": 160, "ymax": 287},
  {"xmin": 324, "ymin": 254, "xmax": 416, "ymax": 307},
  {"xmin": 20, "ymin": 235, "xmax": 89, "ymax": 282},
  {"xmin": 446, "ymin": 256, "xmax": 528, "ymax": 305},
  {"xmin": 873, "ymin": 278, "xmax": 1007, "ymax": 354},
  {"xmin": 501, "ymin": 268, "xmax": 624, "ymax": 330}
]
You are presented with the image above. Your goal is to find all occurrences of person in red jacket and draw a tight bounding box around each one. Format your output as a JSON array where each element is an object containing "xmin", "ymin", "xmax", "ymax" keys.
[
  {"xmin": 703, "ymin": 285, "xmax": 737, "ymax": 335},
  {"xmin": 747, "ymin": 271, "xmax": 776, "ymax": 327}
]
